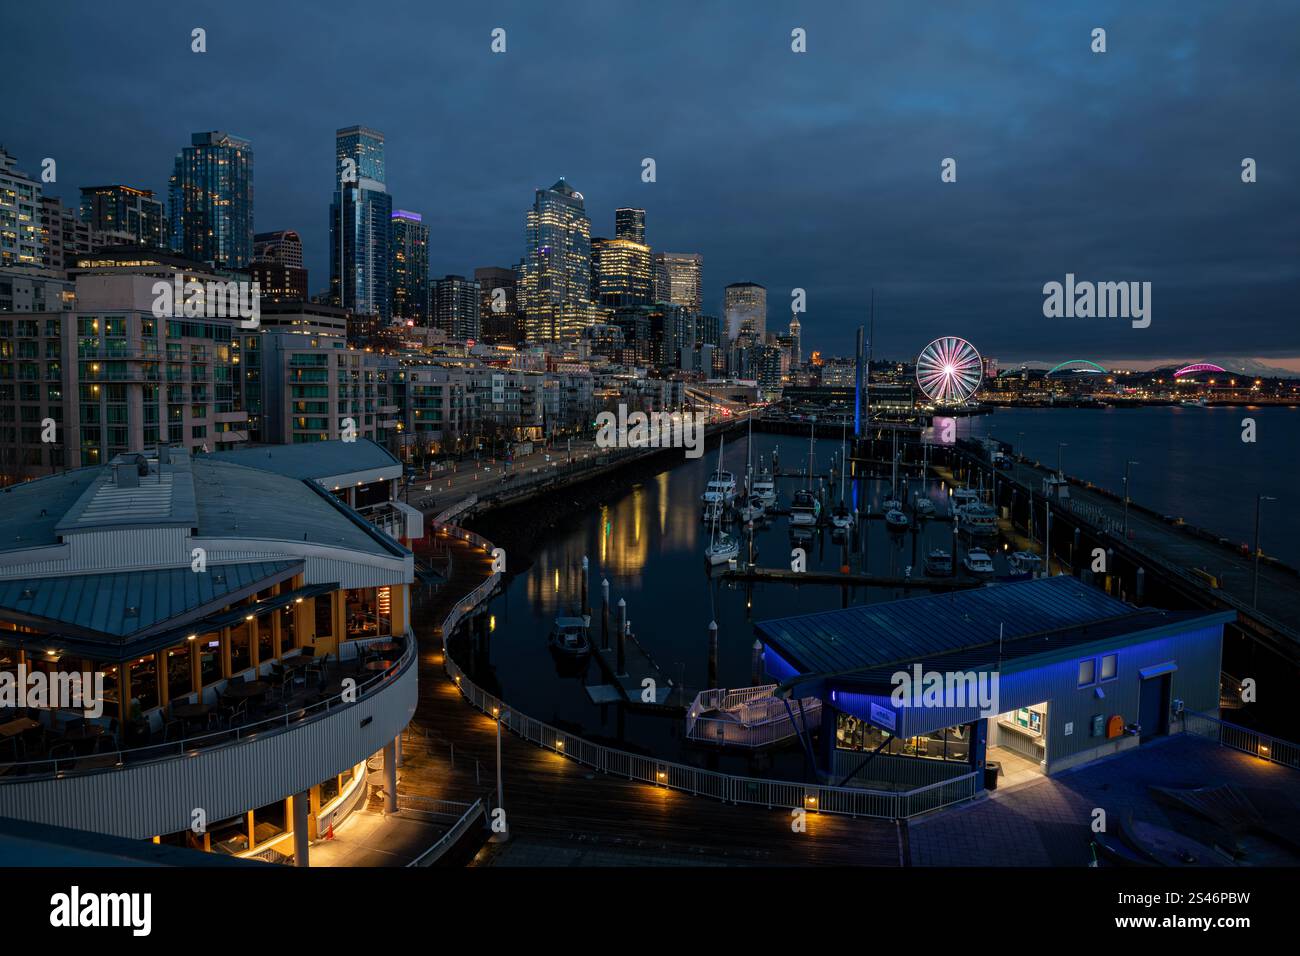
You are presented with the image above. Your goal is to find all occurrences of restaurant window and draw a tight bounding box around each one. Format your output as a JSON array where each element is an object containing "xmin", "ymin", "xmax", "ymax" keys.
[
  {"xmin": 279, "ymin": 605, "xmax": 298, "ymax": 655},
  {"xmin": 166, "ymin": 644, "xmax": 192, "ymax": 700},
  {"xmin": 95, "ymin": 662, "xmax": 121, "ymax": 717},
  {"xmin": 1099, "ymin": 653, "xmax": 1118, "ymax": 682},
  {"xmin": 129, "ymin": 655, "xmax": 159, "ymax": 713},
  {"xmin": 1077, "ymin": 658, "xmax": 1097, "ymax": 688},
  {"xmin": 314, "ymin": 596, "xmax": 334, "ymax": 641},
  {"xmin": 229, "ymin": 621, "xmax": 252, "ymax": 674},
  {"xmin": 344, "ymin": 586, "xmax": 390, "ymax": 640},
  {"xmin": 258, "ymin": 615, "xmax": 274, "ymax": 663},
  {"xmin": 319, "ymin": 775, "xmax": 340, "ymax": 805},
  {"xmin": 199, "ymin": 636, "xmax": 222, "ymax": 686}
]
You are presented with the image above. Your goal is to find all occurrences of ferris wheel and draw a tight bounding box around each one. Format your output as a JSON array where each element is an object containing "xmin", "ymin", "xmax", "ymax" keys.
[{"xmin": 915, "ymin": 336, "xmax": 984, "ymax": 405}]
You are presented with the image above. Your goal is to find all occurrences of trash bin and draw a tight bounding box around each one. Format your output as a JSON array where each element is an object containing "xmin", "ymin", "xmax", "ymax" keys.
[{"xmin": 984, "ymin": 761, "xmax": 1001, "ymax": 791}]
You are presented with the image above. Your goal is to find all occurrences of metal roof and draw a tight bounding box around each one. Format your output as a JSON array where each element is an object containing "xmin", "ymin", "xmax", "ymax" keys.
[
  {"xmin": 0, "ymin": 561, "xmax": 299, "ymax": 639},
  {"xmin": 756, "ymin": 577, "xmax": 1166, "ymax": 676},
  {"xmin": 203, "ymin": 439, "xmax": 400, "ymax": 483}
]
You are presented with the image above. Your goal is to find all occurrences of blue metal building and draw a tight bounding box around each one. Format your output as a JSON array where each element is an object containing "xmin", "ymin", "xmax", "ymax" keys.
[{"xmin": 756, "ymin": 577, "xmax": 1235, "ymax": 789}]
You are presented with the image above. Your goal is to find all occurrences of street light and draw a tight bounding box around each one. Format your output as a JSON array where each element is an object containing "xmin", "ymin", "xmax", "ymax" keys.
[
  {"xmin": 1122, "ymin": 460, "xmax": 1140, "ymax": 538},
  {"xmin": 1254, "ymin": 495, "xmax": 1277, "ymax": 608},
  {"xmin": 491, "ymin": 705, "xmax": 510, "ymax": 842}
]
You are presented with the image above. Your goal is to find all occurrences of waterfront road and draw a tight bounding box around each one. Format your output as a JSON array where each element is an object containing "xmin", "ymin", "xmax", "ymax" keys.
[
  {"xmin": 990, "ymin": 454, "xmax": 1300, "ymax": 649},
  {"xmin": 401, "ymin": 528, "xmax": 901, "ymax": 866}
]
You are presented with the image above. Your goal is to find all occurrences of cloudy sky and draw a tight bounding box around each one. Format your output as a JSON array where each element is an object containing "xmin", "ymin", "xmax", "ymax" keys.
[{"xmin": 5, "ymin": 0, "xmax": 1298, "ymax": 367}]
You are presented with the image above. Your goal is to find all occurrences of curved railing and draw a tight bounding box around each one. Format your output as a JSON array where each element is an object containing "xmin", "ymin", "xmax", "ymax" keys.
[
  {"xmin": 0, "ymin": 636, "xmax": 417, "ymax": 782},
  {"xmin": 431, "ymin": 522, "xmax": 979, "ymax": 821}
]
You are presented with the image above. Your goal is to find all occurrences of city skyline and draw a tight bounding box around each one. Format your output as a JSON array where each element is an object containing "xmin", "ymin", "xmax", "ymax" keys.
[{"xmin": 4, "ymin": 1, "xmax": 1298, "ymax": 367}]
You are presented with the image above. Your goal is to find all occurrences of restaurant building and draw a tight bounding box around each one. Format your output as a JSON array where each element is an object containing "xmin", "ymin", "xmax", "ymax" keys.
[
  {"xmin": 756, "ymin": 577, "xmax": 1234, "ymax": 791},
  {"xmin": 0, "ymin": 441, "xmax": 418, "ymax": 864}
]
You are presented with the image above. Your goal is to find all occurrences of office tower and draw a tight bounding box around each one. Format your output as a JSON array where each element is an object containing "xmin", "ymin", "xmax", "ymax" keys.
[
  {"xmin": 591, "ymin": 235, "xmax": 652, "ymax": 308},
  {"xmin": 475, "ymin": 266, "xmax": 521, "ymax": 344},
  {"xmin": 614, "ymin": 207, "xmax": 645, "ymax": 244},
  {"xmin": 696, "ymin": 312, "xmax": 722, "ymax": 348},
  {"xmin": 646, "ymin": 303, "xmax": 694, "ymax": 369},
  {"xmin": 329, "ymin": 126, "xmax": 391, "ymax": 322},
  {"xmin": 168, "ymin": 131, "xmax": 254, "ymax": 268},
  {"xmin": 724, "ymin": 281, "xmax": 766, "ymax": 340},
  {"xmin": 788, "ymin": 314, "xmax": 802, "ymax": 366},
  {"xmin": 248, "ymin": 261, "xmax": 308, "ymax": 302},
  {"xmin": 80, "ymin": 184, "xmax": 166, "ymax": 247},
  {"xmin": 0, "ymin": 148, "xmax": 43, "ymax": 267},
  {"xmin": 653, "ymin": 252, "xmax": 703, "ymax": 313},
  {"xmin": 252, "ymin": 229, "xmax": 304, "ymax": 269},
  {"xmin": 432, "ymin": 274, "xmax": 481, "ymax": 340},
  {"xmin": 518, "ymin": 177, "xmax": 594, "ymax": 344},
  {"xmin": 389, "ymin": 210, "xmax": 429, "ymax": 325}
]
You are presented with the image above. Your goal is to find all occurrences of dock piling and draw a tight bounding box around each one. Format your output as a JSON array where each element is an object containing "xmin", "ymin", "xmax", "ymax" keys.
[
  {"xmin": 581, "ymin": 556, "xmax": 590, "ymax": 617},
  {"xmin": 751, "ymin": 640, "xmax": 764, "ymax": 685},
  {"xmin": 708, "ymin": 620, "xmax": 719, "ymax": 689},
  {"xmin": 617, "ymin": 598, "xmax": 627, "ymax": 676},
  {"xmin": 601, "ymin": 579, "xmax": 610, "ymax": 650}
]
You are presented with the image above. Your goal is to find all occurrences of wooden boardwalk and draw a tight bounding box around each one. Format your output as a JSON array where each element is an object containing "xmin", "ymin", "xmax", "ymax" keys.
[{"xmin": 402, "ymin": 531, "xmax": 901, "ymax": 866}]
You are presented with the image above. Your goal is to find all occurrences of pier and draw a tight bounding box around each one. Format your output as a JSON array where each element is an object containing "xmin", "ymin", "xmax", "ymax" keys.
[{"xmin": 720, "ymin": 566, "xmax": 980, "ymax": 591}]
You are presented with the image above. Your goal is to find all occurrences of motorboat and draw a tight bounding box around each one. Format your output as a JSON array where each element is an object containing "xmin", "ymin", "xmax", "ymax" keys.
[
  {"xmin": 705, "ymin": 530, "xmax": 740, "ymax": 566},
  {"xmin": 789, "ymin": 489, "xmax": 821, "ymax": 526},
  {"xmin": 924, "ymin": 548, "xmax": 954, "ymax": 576},
  {"xmin": 913, "ymin": 496, "xmax": 936, "ymax": 517},
  {"xmin": 751, "ymin": 466, "xmax": 776, "ymax": 508},
  {"xmin": 736, "ymin": 496, "xmax": 766, "ymax": 522},
  {"xmin": 1007, "ymin": 551, "xmax": 1044, "ymax": 577},
  {"xmin": 958, "ymin": 502, "xmax": 998, "ymax": 536},
  {"xmin": 952, "ymin": 488, "xmax": 980, "ymax": 508},
  {"xmin": 548, "ymin": 616, "xmax": 592, "ymax": 657},
  {"xmin": 701, "ymin": 471, "xmax": 737, "ymax": 505},
  {"xmin": 830, "ymin": 502, "xmax": 854, "ymax": 532},
  {"xmin": 885, "ymin": 508, "xmax": 910, "ymax": 532},
  {"xmin": 963, "ymin": 548, "xmax": 995, "ymax": 575}
]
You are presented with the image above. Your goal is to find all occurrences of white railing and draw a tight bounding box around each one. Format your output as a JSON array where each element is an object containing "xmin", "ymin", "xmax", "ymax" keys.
[
  {"xmin": 405, "ymin": 798, "xmax": 486, "ymax": 867},
  {"xmin": 1183, "ymin": 711, "xmax": 1300, "ymax": 770},
  {"xmin": 432, "ymin": 522, "xmax": 979, "ymax": 820},
  {"xmin": 433, "ymin": 495, "xmax": 478, "ymax": 525}
]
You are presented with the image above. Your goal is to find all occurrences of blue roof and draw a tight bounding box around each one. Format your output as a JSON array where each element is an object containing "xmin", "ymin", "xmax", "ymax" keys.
[
  {"xmin": 756, "ymin": 577, "xmax": 1163, "ymax": 676},
  {"xmin": 0, "ymin": 561, "xmax": 298, "ymax": 639}
]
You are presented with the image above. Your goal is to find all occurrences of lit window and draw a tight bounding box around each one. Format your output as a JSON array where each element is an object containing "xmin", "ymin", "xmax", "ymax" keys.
[
  {"xmin": 1100, "ymin": 654, "xmax": 1118, "ymax": 682},
  {"xmin": 1077, "ymin": 658, "xmax": 1096, "ymax": 687}
]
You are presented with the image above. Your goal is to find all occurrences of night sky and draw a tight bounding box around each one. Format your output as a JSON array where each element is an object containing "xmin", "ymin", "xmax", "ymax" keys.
[{"xmin": 5, "ymin": 0, "xmax": 1298, "ymax": 368}]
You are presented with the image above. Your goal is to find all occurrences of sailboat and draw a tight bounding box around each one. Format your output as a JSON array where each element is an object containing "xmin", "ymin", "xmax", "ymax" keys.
[
  {"xmin": 735, "ymin": 414, "xmax": 766, "ymax": 521},
  {"xmin": 705, "ymin": 439, "xmax": 740, "ymax": 565},
  {"xmin": 789, "ymin": 420, "xmax": 821, "ymax": 526},
  {"xmin": 751, "ymin": 454, "xmax": 776, "ymax": 509},
  {"xmin": 830, "ymin": 422, "xmax": 853, "ymax": 532},
  {"xmin": 882, "ymin": 428, "xmax": 903, "ymax": 511}
]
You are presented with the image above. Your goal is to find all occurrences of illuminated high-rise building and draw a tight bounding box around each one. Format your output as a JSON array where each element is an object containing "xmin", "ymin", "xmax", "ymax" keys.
[
  {"xmin": 475, "ymin": 266, "xmax": 521, "ymax": 344},
  {"xmin": 788, "ymin": 314, "xmax": 802, "ymax": 366},
  {"xmin": 653, "ymin": 252, "xmax": 702, "ymax": 313},
  {"xmin": 168, "ymin": 131, "xmax": 253, "ymax": 268},
  {"xmin": 329, "ymin": 126, "xmax": 391, "ymax": 322},
  {"xmin": 724, "ymin": 281, "xmax": 766, "ymax": 340},
  {"xmin": 0, "ymin": 148, "xmax": 43, "ymax": 267},
  {"xmin": 389, "ymin": 210, "xmax": 429, "ymax": 325},
  {"xmin": 614, "ymin": 207, "xmax": 645, "ymax": 243},
  {"xmin": 80, "ymin": 184, "xmax": 165, "ymax": 248},
  {"xmin": 432, "ymin": 274, "xmax": 481, "ymax": 340},
  {"xmin": 518, "ymin": 177, "xmax": 594, "ymax": 344},
  {"xmin": 591, "ymin": 235, "xmax": 652, "ymax": 308}
]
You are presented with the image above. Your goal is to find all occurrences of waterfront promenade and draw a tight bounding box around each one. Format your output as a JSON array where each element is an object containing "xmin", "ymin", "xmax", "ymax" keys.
[{"xmin": 400, "ymin": 526, "xmax": 901, "ymax": 866}]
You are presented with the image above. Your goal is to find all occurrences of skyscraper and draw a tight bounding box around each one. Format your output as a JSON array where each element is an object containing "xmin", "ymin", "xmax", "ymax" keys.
[
  {"xmin": 653, "ymin": 252, "xmax": 703, "ymax": 313},
  {"xmin": 614, "ymin": 207, "xmax": 645, "ymax": 243},
  {"xmin": 591, "ymin": 235, "xmax": 652, "ymax": 308},
  {"xmin": 724, "ymin": 281, "xmax": 766, "ymax": 340},
  {"xmin": 518, "ymin": 177, "xmax": 594, "ymax": 344},
  {"xmin": 389, "ymin": 210, "xmax": 429, "ymax": 325},
  {"xmin": 80, "ymin": 185, "xmax": 165, "ymax": 248},
  {"xmin": 432, "ymin": 275, "xmax": 481, "ymax": 340},
  {"xmin": 330, "ymin": 126, "xmax": 391, "ymax": 322},
  {"xmin": 788, "ymin": 314, "xmax": 802, "ymax": 366},
  {"xmin": 168, "ymin": 131, "xmax": 254, "ymax": 268},
  {"xmin": 475, "ymin": 266, "xmax": 521, "ymax": 344}
]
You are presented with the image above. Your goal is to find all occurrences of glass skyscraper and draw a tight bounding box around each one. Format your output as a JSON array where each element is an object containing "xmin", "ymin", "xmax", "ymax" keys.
[
  {"xmin": 724, "ymin": 281, "xmax": 767, "ymax": 340},
  {"xmin": 330, "ymin": 126, "xmax": 391, "ymax": 322},
  {"xmin": 519, "ymin": 177, "xmax": 594, "ymax": 344},
  {"xmin": 389, "ymin": 210, "xmax": 429, "ymax": 325},
  {"xmin": 591, "ymin": 236, "xmax": 652, "ymax": 308},
  {"xmin": 168, "ymin": 131, "xmax": 254, "ymax": 268},
  {"xmin": 653, "ymin": 252, "xmax": 703, "ymax": 313}
]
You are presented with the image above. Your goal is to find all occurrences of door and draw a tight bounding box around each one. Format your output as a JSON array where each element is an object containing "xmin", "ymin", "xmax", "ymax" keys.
[{"xmin": 1138, "ymin": 674, "xmax": 1170, "ymax": 742}]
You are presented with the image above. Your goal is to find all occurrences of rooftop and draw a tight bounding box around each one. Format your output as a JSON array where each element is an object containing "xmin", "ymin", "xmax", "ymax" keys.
[
  {"xmin": 203, "ymin": 439, "xmax": 400, "ymax": 484},
  {"xmin": 756, "ymin": 576, "xmax": 1232, "ymax": 678}
]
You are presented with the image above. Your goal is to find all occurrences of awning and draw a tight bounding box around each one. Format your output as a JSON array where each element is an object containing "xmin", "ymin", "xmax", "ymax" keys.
[{"xmin": 1139, "ymin": 661, "xmax": 1178, "ymax": 679}]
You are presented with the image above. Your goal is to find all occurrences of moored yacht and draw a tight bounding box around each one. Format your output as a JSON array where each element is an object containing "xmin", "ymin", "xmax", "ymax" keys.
[
  {"xmin": 790, "ymin": 488, "xmax": 821, "ymax": 526},
  {"xmin": 963, "ymin": 547, "xmax": 995, "ymax": 575},
  {"xmin": 924, "ymin": 548, "xmax": 954, "ymax": 576}
]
